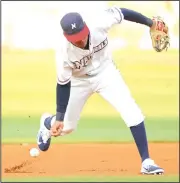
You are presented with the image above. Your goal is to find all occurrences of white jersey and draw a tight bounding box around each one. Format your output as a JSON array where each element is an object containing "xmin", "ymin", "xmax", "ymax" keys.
[{"xmin": 55, "ymin": 6, "xmax": 124, "ymax": 85}]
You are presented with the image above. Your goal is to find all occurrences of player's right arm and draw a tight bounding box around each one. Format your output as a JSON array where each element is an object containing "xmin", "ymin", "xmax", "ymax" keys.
[{"xmin": 50, "ymin": 46, "xmax": 72, "ymax": 137}]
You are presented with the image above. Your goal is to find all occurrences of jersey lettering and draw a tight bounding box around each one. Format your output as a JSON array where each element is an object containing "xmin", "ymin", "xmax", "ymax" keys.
[
  {"xmin": 93, "ymin": 38, "xmax": 108, "ymax": 53},
  {"xmin": 73, "ymin": 52, "xmax": 93, "ymax": 69},
  {"xmin": 72, "ymin": 38, "xmax": 108, "ymax": 70}
]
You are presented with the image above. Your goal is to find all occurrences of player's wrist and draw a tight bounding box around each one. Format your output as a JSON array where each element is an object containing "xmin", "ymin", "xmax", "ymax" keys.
[
  {"xmin": 147, "ymin": 18, "xmax": 153, "ymax": 28},
  {"xmin": 56, "ymin": 112, "xmax": 65, "ymax": 121}
]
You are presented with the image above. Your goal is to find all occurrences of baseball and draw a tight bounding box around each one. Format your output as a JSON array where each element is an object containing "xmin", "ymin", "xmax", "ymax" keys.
[{"xmin": 30, "ymin": 148, "xmax": 40, "ymax": 157}]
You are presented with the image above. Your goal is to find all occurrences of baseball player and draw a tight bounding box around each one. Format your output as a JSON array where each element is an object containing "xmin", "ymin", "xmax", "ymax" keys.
[{"xmin": 37, "ymin": 6, "xmax": 169, "ymax": 175}]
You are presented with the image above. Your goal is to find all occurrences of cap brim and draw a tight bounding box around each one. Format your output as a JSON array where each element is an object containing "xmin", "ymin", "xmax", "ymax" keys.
[{"xmin": 64, "ymin": 24, "xmax": 90, "ymax": 43}]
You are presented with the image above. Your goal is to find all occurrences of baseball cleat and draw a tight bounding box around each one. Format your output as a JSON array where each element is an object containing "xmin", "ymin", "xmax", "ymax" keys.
[
  {"xmin": 37, "ymin": 113, "xmax": 52, "ymax": 151},
  {"xmin": 141, "ymin": 158, "xmax": 164, "ymax": 175}
]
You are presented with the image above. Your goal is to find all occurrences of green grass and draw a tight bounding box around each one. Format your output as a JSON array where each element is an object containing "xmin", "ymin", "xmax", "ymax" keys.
[
  {"xmin": 2, "ymin": 175, "xmax": 179, "ymax": 182},
  {"xmin": 2, "ymin": 116, "xmax": 179, "ymax": 143}
]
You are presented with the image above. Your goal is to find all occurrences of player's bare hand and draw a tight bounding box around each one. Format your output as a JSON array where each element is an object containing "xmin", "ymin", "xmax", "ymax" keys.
[{"xmin": 50, "ymin": 121, "xmax": 64, "ymax": 137}]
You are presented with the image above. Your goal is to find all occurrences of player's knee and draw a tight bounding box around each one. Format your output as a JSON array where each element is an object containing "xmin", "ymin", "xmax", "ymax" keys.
[
  {"xmin": 127, "ymin": 120, "xmax": 144, "ymax": 127},
  {"xmin": 120, "ymin": 106, "xmax": 145, "ymax": 127},
  {"xmin": 123, "ymin": 114, "xmax": 145, "ymax": 127}
]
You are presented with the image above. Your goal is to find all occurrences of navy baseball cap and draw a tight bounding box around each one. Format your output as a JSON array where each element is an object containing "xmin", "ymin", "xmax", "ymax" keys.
[{"xmin": 60, "ymin": 12, "xmax": 90, "ymax": 43}]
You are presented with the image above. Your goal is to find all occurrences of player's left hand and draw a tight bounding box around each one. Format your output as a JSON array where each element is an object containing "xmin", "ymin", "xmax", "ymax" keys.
[
  {"xmin": 150, "ymin": 16, "xmax": 170, "ymax": 52},
  {"xmin": 50, "ymin": 121, "xmax": 64, "ymax": 137}
]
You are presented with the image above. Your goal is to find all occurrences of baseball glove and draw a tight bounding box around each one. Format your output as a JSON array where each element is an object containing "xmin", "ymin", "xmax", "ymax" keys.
[{"xmin": 150, "ymin": 16, "xmax": 170, "ymax": 52}]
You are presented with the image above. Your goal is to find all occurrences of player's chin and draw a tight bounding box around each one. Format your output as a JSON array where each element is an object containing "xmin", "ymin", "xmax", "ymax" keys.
[{"xmin": 73, "ymin": 42, "xmax": 86, "ymax": 49}]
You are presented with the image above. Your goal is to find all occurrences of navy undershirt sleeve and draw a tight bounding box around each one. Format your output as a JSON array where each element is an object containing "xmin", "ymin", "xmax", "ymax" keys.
[
  {"xmin": 120, "ymin": 8, "xmax": 153, "ymax": 27},
  {"xmin": 56, "ymin": 81, "xmax": 71, "ymax": 121}
]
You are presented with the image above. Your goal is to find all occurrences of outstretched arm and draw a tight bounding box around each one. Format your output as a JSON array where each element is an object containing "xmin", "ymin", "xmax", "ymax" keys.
[
  {"xmin": 51, "ymin": 46, "xmax": 72, "ymax": 137},
  {"xmin": 100, "ymin": 6, "xmax": 169, "ymax": 52},
  {"xmin": 120, "ymin": 8, "xmax": 153, "ymax": 27}
]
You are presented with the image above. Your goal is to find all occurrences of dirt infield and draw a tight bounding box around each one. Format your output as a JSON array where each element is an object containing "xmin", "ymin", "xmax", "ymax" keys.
[{"xmin": 2, "ymin": 143, "xmax": 179, "ymax": 177}]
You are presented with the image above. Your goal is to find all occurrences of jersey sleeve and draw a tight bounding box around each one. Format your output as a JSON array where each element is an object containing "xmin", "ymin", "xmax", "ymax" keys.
[
  {"xmin": 93, "ymin": 6, "xmax": 124, "ymax": 32},
  {"xmin": 55, "ymin": 46, "xmax": 72, "ymax": 85}
]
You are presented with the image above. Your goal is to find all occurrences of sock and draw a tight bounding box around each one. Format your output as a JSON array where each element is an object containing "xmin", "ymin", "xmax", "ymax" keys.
[
  {"xmin": 130, "ymin": 121, "xmax": 150, "ymax": 162},
  {"xmin": 44, "ymin": 115, "xmax": 56, "ymax": 130}
]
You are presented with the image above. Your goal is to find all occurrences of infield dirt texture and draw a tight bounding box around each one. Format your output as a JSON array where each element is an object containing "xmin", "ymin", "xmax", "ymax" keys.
[{"xmin": 2, "ymin": 143, "xmax": 178, "ymax": 177}]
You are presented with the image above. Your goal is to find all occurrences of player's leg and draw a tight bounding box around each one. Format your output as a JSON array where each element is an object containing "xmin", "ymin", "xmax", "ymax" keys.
[
  {"xmin": 37, "ymin": 78, "xmax": 93, "ymax": 151},
  {"xmin": 96, "ymin": 63, "xmax": 164, "ymax": 175}
]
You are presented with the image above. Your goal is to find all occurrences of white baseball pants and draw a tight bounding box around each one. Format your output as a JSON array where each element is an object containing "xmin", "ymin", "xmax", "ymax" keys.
[{"xmin": 61, "ymin": 62, "xmax": 145, "ymax": 135}]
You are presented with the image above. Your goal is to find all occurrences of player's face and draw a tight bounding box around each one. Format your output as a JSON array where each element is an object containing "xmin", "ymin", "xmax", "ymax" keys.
[{"xmin": 72, "ymin": 35, "xmax": 89, "ymax": 49}]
